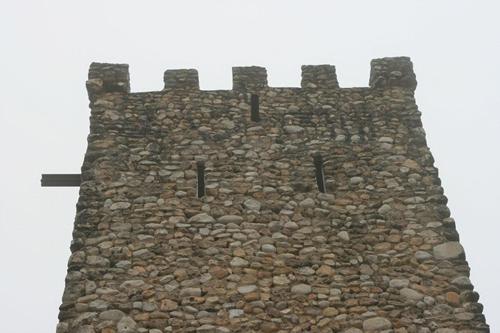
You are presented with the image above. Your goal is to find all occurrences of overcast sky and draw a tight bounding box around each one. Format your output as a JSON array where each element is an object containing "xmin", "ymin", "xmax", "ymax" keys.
[{"xmin": 1, "ymin": 1, "xmax": 499, "ymax": 332}]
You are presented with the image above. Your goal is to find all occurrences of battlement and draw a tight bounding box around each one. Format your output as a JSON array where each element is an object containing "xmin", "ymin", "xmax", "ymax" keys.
[
  {"xmin": 301, "ymin": 64, "xmax": 339, "ymax": 88},
  {"xmin": 232, "ymin": 66, "xmax": 268, "ymax": 91},
  {"xmin": 164, "ymin": 69, "xmax": 199, "ymax": 90},
  {"xmin": 86, "ymin": 62, "xmax": 130, "ymax": 101},
  {"xmin": 86, "ymin": 57, "xmax": 417, "ymax": 99},
  {"xmin": 369, "ymin": 56, "xmax": 417, "ymax": 90}
]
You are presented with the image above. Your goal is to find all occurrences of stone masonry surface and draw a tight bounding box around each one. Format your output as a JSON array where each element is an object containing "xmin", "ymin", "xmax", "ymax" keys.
[{"xmin": 56, "ymin": 57, "xmax": 488, "ymax": 333}]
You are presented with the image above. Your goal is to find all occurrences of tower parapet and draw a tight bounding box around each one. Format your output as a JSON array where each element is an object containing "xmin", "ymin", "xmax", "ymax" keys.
[
  {"xmin": 232, "ymin": 66, "xmax": 268, "ymax": 91},
  {"xmin": 301, "ymin": 64, "xmax": 339, "ymax": 88},
  {"xmin": 369, "ymin": 56, "xmax": 417, "ymax": 90},
  {"xmin": 86, "ymin": 63, "xmax": 130, "ymax": 101},
  {"xmin": 164, "ymin": 69, "xmax": 200, "ymax": 90},
  {"xmin": 85, "ymin": 57, "xmax": 421, "ymax": 98}
]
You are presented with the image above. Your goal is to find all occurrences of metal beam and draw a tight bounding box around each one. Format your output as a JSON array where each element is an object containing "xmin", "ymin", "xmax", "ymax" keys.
[{"xmin": 41, "ymin": 174, "xmax": 81, "ymax": 187}]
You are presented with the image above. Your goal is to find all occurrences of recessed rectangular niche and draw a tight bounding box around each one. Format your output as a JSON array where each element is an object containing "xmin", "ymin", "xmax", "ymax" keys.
[
  {"xmin": 196, "ymin": 161, "xmax": 205, "ymax": 198},
  {"xmin": 250, "ymin": 94, "xmax": 260, "ymax": 122},
  {"xmin": 313, "ymin": 153, "xmax": 326, "ymax": 193}
]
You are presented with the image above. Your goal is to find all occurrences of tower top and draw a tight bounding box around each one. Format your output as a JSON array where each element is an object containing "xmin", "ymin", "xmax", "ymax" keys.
[{"xmin": 86, "ymin": 57, "xmax": 417, "ymax": 101}]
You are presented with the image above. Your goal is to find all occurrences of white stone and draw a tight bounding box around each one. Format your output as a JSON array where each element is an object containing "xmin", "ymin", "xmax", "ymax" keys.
[
  {"xmin": 230, "ymin": 257, "xmax": 249, "ymax": 267},
  {"xmin": 451, "ymin": 276, "xmax": 472, "ymax": 289},
  {"xmin": 120, "ymin": 280, "xmax": 145, "ymax": 289},
  {"xmin": 362, "ymin": 317, "xmax": 392, "ymax": 331},
  {"xmin": 229, "ymin": 309, "xmax": 244, "ymax": 318},
  {"xmin": 349, "ymin": 176, "xmax": 364, "ymax": 185},
  {"xmin": 221, "ymin": 120, "xmax": 235, "ymax": 129},
  {"xmin": 180, "ymin": 287, "xmax": 202, "ymax": 297},
  {"xmin": 318, "ymin": 193, "xmax": 335, "ymax": 202},
  {"xmin": 237, "ymin": 285, "xmax": 257, "ymax": 294},
  {"xmin": 197, "ymin": 325, "xmax": 216, "ymax": 333},
  {"xmin": 433, "ymin": 242, "xmax": 464, "ymax": 259},
  {"xmin": 455, "ymin": 312, "xmax": 474, "ymax": 320},
  {"xmin": 217, "ymin": 215, "xmax": 243, "ymax": 224},
  {"xmin": 297, "ymin": 267, "xmax": 315, "ymax": 276},
  {"xmin": 400, "ymin": 287, "xmax": 424, "ymax": 301},
  {"xmin": 291, "ymin": 284, "xmax": 311, "ymax": 294},
  {"xmin": 215, "ymin": 327, "xmax": 230, "ymax": 333},
  {"xmin": 117, "ymin": 317, "xmax": 137, "ymax": 333},
  {"xmin": 89, "ymin": 299, "xmax": 108, "ymax": 311},
  {"xmin": 299, "ymin": 198, "xmax": 315, "ymax": 208},
  {"xmin": 273, "ymin": 275, "xmax": 290, "ymax": 285},
  {"xmin": 389, "ymin": 278, "xmax": 409, "ymax": 289},
  {"xmin": 243, "ymin": 198, "xmax": 261, "ymax": 211},
  {"xmin": 378, "ymin": 204, "xmax": 391, "ymax": 214},
  {"xmin": 283, "ymin": 125, "xmax": 304, "ymax": 134},
  {"xmin": 337, "ymin": 231, "xmax": 349, "ymax": 241},
  {"xmin": 423, "ymin": 296, "xmax": 435, "ymax": 305},
  {"xmin": 284, "ymin": 221, "xmax": 298, "ymax": 229},
  {"xmin": 110, "ymin": 202, "xmax": 131, "ymax": 210},
  {"xmin": 99, "ymin": 309, "xmax": 125, "ymax": 321},
  {"xmin": 86, "ymin": 255, "xmax": 109, "ymax": 266},
  {"xmin": 261, "ymin": 244, "xmax": 276, "ymax": 253},
  {"xmin": 189, "ymin": 213, "xmax": 215, "ymax": 223},
  {"xmin": 378, "ymin": 137, "xmax": 394, "ymax": 143},
  {"xmin": 415, "ymin": 250, "xmax": 432, "ymax": 261}
]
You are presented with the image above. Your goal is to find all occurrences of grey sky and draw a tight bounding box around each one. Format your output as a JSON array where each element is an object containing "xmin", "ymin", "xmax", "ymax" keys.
[{"xmin": 1, "ymin": 0, "xmax": 498, "ymax": 331}]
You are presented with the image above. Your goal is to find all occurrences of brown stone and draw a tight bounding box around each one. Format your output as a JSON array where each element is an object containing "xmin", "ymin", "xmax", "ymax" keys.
[
  {"xmin": 101, "ymin": 329, "xmax": 116, "ymax": 333},
  {"xmin": 374, "ymin": 242, "xmax": 392, "ymax": 252},
  {"xmin": 316, "ymin": 265, "xmax": 335, "ymax": 276},
  {"xmin": 174, "ymin": 268, "xmax": 188, "ymax": 281},
  {"xmin": 403, "ymin": 159, "xmax": 420, "ymax": 170},
  {"xmin": 243, "ymin": 292, "xmax": 260, "ymax": 301},
  {"xmin": 210, "ymin": 266, "xmax": 229, "ymax": 279},
  {"xmin": 134, "ymin": 313, "xmax": 149, "ymax": 321},
  {"xmin": 322, "ymin": 307, "xmax": 339, "ymax": 317},
  {"xmin": 260, "ymin": 321, "xmax": 279, "ymax": 332},
  {"xmin": 446, "ymin": 291, "xmax": 461, "ymax": 306},
  {"xmin": 233, "ymin": 248, "xmax": 246, "ymax": 257},
  {"xmin": 160, "ymin": 299, "xmax": 178, "ymax": 311},
  {"xmin": 387, "ymin": 234, "xmax": 402, "ymax": 243}
]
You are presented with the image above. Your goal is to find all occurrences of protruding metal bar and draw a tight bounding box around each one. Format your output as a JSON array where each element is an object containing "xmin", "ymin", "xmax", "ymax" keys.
[{"xmin": 41, "ymin": 174, "xmax": 81, "ymax": 187}]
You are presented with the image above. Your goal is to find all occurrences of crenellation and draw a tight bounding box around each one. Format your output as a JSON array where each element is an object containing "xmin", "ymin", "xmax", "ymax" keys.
[
  {"xmin": 84, "ymin": 58, "xmax": 421, "ymax": 99},
  {"xmin": 56, "ymin": 56, "xmax": 488, "ymax": 333},
  {"xmin": 232, "ymin": 66, "xmax": 268, "ymax": 91},
  {"xmin": 163, "ymin": 69, "xmax": 199, "ymax": 90},
  {"xmin": 86, "ymin": 62, "xmax": 130, "ymax": 101},
  {"xmin": 301, "ymin": 64, "xmax": 339, "ymax": 89},
  {"xmin": 369, "ymin": 56, "xmax": 417, "ymax": 91}
]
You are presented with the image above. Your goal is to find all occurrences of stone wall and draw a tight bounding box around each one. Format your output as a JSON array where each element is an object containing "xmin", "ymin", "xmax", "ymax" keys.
[{"xmin": 56, "ymin": 57, "xmax": 489, "ymax": 333}]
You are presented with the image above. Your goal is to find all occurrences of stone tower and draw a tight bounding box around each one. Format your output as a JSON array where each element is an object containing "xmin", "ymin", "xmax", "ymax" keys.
[{"xmin": 55, "ymin": 57, "xmax": 489, "ymax": 333}]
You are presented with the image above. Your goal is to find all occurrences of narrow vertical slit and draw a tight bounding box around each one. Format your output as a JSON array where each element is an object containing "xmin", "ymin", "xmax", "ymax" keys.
[
  {"xmin": 250, "ymin": 94, "xmax": 260, "ymax": 122},
  {"xmin": 196, "ymin": 161, "xmax": 205, "ymax": 198},
  {"xmin": 313, "ymin": 153, "xmax": 326, "ymax": 193}
]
